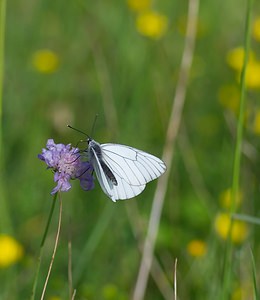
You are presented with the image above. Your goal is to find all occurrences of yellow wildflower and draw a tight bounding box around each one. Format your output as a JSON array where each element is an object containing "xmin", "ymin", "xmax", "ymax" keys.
[
  {"xmin": 232, "ymin": 288, "xmax": 242, "ymax": 300},
  {"xmin": 186, "ymin": 239, "xmax": 207, "ymax": 257},
  {"xmin": 218, "ymin": 84, "xmax": 240, "ymax": 114},
  {"xmin": 226, "ymin": 47, "xmax": 255, "ymax": 71},
  {"xmin": 136, "ymin": 11, "xmax": 168, "ymax": 39},
  {"xmin": 102, "ymin": 284, "xmax": 121, "ymax": 299},
  {"xmin": 32, "ymin": 49, "xmax": 59, "ymax": 74},
  {"xmin": 214, "ymin": 213, "xmax": 248, "ymax": 244},
  {"xmin": 127, "ymin": 0, "xmax": 151, "ymax": 12},
  {"xmin": 232, "ymin": 284, "xmax": 253, "ymax": 300},
  {"xmin": 252, "ymin": 17, "xmax": 260, "ymax": 41},
  {"xmin": 0, "ymin": 234, "xmax": 24, "ymax": 268},
  {"xmin": 244, "ymin": 61, "xmax": 260, "ymax": 89},
  {"xmin": 227, "ymin": 47, "xmax": 260, "ymax": 89},
  {"xmin": 219, "ymin": 188, "xmax": 242, "ymax": 209},
  {"xmin": 47, "ymin": 297, "xmax": 62, "ymax": 300}
]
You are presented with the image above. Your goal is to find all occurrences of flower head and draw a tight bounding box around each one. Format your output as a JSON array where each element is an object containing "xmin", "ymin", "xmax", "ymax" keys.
[
  {"xmin": 244, "ymin": 61, "xmax": 260, "ymax": 89},
  {"xmin": 32, "ymin": 49, "xmax": 59, "ymax": 74},
  {"xmin": 252, "ymin": 17, "xmax": 260, "ymax": 42},
  {"xmin": 226, "ymin": 47, "xmax": 255, "ymax": 71},
  {"xmin": 38, "ymin": 139, "xmax": 94, "ymax": 194},
  {"xmin": 219, "ymin": 188, "xmax": 242, "ymax": 209},
  {"xmin": 0, "ymin": 234, "xmax": 24, "ymax": 268},
  {"xmin": 214, "ymin": 212, "xmax": 248, "ymax": 244},
  {"xmin": 226, "ymin": 47, "xmax": 260, "ymax": 89},
  {"xmin": 136, "ymin": 11, "xmax": 168, "ymax": 39},
  {"xmin": 127, "ymin": 0, "xmax": 151, "ymax": 12},
  {"xmin": 186, "ymin": 239, "xmax": 207, "ymax": 257}
]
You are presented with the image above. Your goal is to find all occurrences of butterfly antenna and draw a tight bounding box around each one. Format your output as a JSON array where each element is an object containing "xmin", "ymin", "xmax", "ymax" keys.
[
  {"xmin": 67, "ymin": 125, "xmax": 90, "ymax": 139},
  {"xmin": 90, "ymin": 114, "xmax": 98, "ymax": 137}
]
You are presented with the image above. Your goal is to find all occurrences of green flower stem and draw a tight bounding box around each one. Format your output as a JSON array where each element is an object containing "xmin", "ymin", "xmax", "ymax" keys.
[
  {"xmin": 30, "ymin": 193, "xmax": 58, "ymax": 300},
  {"xmin": 0, "ymin": 0, "xmax": 6, "ymax": 113},
  {"xmin": 221, "ymin": 0, "xmax": 253, "ymax": 298},
  {"xmin": 0, "ymin": 0, "xmax": 12, "ymax": 234},
  {"xmin": 250, "ymin": 248, "xmax": 259, "ymax": 300}
]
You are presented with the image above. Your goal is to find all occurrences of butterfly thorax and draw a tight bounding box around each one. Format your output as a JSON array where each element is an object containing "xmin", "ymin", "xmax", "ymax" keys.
[{"xmin": 88, "ymin": 139, "xmax": 102, "ymax": 160}]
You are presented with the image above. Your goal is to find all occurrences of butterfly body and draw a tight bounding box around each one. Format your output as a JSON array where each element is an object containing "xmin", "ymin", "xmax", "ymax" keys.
[
  {"xmin": 88, "ymin": 138, "xmax": 117, "ymax": 186},
  {"xmin": 87, "ymin": 138, "xmax": 166, "ymax": 202}
]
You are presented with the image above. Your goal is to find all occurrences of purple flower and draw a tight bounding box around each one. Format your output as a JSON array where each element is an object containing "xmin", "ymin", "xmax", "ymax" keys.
[{"xmin": 38, "ymin": 139, "xmax": 94, "ymax": 194}]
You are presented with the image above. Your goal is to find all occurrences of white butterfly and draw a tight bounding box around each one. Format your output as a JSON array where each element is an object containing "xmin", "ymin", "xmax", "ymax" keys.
[{"xmin": 87, "ymin": 138, "xmax": 166, "ymax": 202}]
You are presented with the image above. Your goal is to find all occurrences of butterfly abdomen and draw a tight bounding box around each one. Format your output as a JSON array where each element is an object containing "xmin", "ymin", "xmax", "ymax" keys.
[{"xmin": 100, "ymin": 160, "xmax": 118, "ymax": 186}]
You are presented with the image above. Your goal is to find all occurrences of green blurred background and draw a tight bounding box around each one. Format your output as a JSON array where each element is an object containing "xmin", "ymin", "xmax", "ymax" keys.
[{"xmin": 1, "ymin": 0, "xmax": 260, "ymax": 299}]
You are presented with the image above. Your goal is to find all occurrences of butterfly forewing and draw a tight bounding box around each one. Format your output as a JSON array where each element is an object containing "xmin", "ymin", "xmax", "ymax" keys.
[
  {"xmin": 101, "ymin": 144, "xmax": 166, "ymax": 186},
  {"xmin": 90, "ymin": 149, "xmax": 114, "ymax": 198}
]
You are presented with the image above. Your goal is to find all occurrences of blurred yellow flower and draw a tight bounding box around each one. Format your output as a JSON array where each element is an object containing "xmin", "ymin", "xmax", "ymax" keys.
[
  {"xmin": 218, "ymin": 84, "xmax": 240, "ymax": 113},
  {"xmin": 214, "ymin": 213, "xmax": 248, "ymax": 244},
  {"xmin": 244, "ymin": 61, "xmax": 260, "ymax": 89},
  {"xmin": 47, "ymin": 297, "xmax": 62, "ymax": 300},
  {"xmin": 32, "ymin": 49, "xmax": 59, "ymax": 74},
  {"xmin": 226, "ymin": 47, "xmax": 260, "ymax": 89},
  {"xmin": 136, "ymin": 11, "xmax": 168, "ymax": 39},
  {"xmin": 102, "ymin": 284, "xmax": 117, "ymax": 298},
  {"xmin": 252, "ymin": 17, "xmax": 260, "ymax": 41},
  {"xmin": 0, "ymin": 234, "xmax": 24, "ymax": 268},
  {"xmin": 127, "ymin": 0, "xmax": 151, "ymax": 12},
  {"xmin": 102, "ymin": 283, "xmax": 126, "ymax": 299},
  {"xmin": 231, "ymin": 284, "xmax": 253, "ymax": 300},
  {"xmin": 226, "ymin": 47, "xmax": 255, "ymax": 71},
  {"xmin": 186, "ymin": 239, "xmax": 207, "ymax": 257},
  {"xmin": 219, "ymin": 188, "xmax": 242, "ymax": 209},
  {"xmin": 232, "ymin": 287, "xmax": 243, "ymax": 300},
  {"xmin": 253, "ymin": 109, "xmax": 260, "ymax": 135}
]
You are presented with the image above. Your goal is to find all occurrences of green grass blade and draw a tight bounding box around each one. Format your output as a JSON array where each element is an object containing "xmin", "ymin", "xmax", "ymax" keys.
[
  {"xmin": 0, "ymin": 0, "xmax": 5, "ymax": 110},
  {"xmin": 250, "ymin": 248, "xmax": 259, "ymax": 300},
  {"xmin": 30, "ymin": 193, "xmax": 58, "ymax": 300},
  {"xmin": 232, "ymin": 213, "xmax": 260, "ymax": 226},
  {"xmin": 0, "ymin": 0, "xmax": 12, "ymax": 234},
  {"xmin": 221, "ymin": 0, "xmax": 254, "ymax": 298}
]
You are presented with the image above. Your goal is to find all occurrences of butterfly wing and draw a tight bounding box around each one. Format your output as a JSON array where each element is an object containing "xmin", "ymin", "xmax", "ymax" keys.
[
  {"xmin": 100, "ymin": 143, "xmax": 166, "ymax": 201},
  {"xmin": 90, "ymin": 149, "xmax": 114, "ymax": 197},
  {"xmin": 90, "ymin": 145, "xmax": 145, "ymax": 202},
  {"xmin": 108, "ymin": 176, "xmax": 146, "ymax": 201}
]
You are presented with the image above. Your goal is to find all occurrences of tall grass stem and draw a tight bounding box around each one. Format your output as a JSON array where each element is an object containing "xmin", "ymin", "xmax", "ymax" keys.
[
  {"xmin": 133, "ymin": 0, "xmax": 199, "ymax": 298},
  {"xmin": 221, "ymin": 0, "xmax": 254, "ymax": 298},
  {"xmin": 0, "ymin": 0, "xmax": 12, "ymax": 234},
  {"xmin": 250, "ymin": 248, "xmax": 259, "ymax": 300},
  {"xmin": 30, "ymin": 193, "xmax": 58, "ymax": 300},
  {"xmin": 40, "ymin": 193, "xmax": 62, "ymax": 300},
  {"xmin": 0, "ymin": 0, "xmax": 6, "ymax": 117}
]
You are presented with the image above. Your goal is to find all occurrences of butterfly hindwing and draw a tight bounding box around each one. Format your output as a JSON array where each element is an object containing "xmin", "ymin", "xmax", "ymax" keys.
[{"xmin": 90, "ymin": 149, "xmax": 114, "ymax": 198}]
